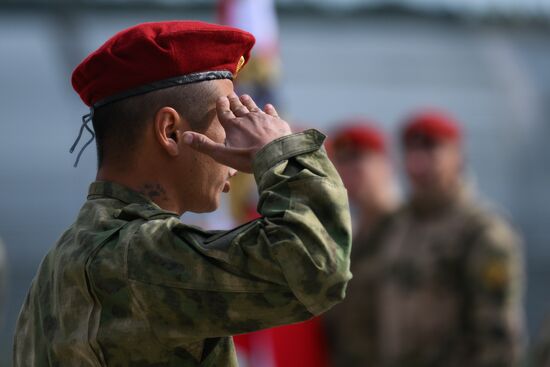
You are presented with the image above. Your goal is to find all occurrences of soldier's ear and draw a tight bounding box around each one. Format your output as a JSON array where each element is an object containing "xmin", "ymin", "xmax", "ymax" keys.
[{"xmin": 154, "ymin": 107, "xmax": 188, "ymax": 157}]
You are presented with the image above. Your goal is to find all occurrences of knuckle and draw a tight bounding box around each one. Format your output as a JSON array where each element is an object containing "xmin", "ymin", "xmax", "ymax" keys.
[
  {"xmin": 196, "ymin": 136, "xmax": 207, "ymax": 146},
  {"xmin": 236, "ymin": 107, "xmax": 249, "ymax": 115}
]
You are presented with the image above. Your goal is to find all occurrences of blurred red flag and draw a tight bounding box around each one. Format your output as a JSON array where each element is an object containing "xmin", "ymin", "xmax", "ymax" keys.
[{"xmin": 234, "ymin": 317, "xmax": 330, "ymax": 367}]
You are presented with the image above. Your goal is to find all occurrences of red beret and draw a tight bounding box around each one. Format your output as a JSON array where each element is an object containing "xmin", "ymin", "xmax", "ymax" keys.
[
  {"xmin": 330, "ymin": 119, "xmax": 386, "ymax": 154},
  {"xmin": 72, "ymin": 21, "xmax": 255, "ymax": 108},
  {"xmin": 402, "ymin": 110, "xmax": 461, "ymax": 144}
]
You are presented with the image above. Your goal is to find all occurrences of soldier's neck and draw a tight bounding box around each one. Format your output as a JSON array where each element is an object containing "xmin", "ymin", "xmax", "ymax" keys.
[
  {"xmin": 409, "ymin": 181, "xmax": 464, "ymax": 216},
  {"xmin": 358, "ymin": 203, "xmax": 395, "ymax": 235},
  {"xmin": 97, "ymin": 166, "xmax": 184, "ymax": 215}
]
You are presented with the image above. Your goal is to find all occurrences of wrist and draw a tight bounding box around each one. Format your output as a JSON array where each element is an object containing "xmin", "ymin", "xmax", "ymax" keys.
[{"xmin": 252, "ymin": 129, "xmax": 326, "ymax": 183}]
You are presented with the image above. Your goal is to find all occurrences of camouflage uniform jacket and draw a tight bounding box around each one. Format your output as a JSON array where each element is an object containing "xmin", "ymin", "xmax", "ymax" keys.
[
  {"xmin": 13, "ymin": 130, "xmax": 352, "ymax": 367},
  {"xmin": 334, "ymin": 188, "xmax": 524, "ymax": 367},
  {"xmin": 325, "ymin": 214, "xmax": 395, "ymax": 367}
]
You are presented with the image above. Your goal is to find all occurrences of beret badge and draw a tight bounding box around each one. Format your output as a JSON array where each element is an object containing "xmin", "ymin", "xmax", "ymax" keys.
[{"xmin": 236, "ymin": 56, "xmax": 246, "ymax": 76}]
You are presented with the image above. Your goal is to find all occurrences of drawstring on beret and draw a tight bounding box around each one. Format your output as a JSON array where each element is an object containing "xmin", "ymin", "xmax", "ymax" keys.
[{"xmin": 70, "ymin": 108, "xmax": 95, "ymax": 167}]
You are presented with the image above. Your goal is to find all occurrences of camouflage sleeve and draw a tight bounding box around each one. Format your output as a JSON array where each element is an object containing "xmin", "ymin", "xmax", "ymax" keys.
[
  {"xmin": 127, "ymin": 129, "xmax": 352, "ymax": 340},
  {"xmin": 465, "ymin": 217, "xmax": 525, "ymax": 366}
]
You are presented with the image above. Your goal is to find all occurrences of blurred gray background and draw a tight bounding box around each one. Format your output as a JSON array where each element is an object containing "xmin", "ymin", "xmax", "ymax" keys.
[{"xmin": 0, "ymin": 1, "xmax": 549, "ymax": 364}]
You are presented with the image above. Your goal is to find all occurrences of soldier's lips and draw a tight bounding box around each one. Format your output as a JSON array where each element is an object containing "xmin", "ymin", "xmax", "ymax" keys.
[{"xmin": 222, "ymin": 181, "xmax": 231, "ymax": 193}]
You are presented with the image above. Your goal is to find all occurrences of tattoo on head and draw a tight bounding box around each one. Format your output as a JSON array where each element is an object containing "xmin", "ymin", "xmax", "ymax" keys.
[{"xmin": 139, "ymin": 183, "xmax": 168, "ymax": 200}]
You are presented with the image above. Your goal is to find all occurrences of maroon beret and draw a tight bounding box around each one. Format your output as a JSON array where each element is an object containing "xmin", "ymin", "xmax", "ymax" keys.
[
  {"xmin": 402, "ymin": 110, "xmax": 461, "ymax": 144},
  {"xmin": 330, "ymin": 119, "xmax": 387, "ymax": 155},
  {"xmin": 72, "ymin": 21, "xmax": 256, "ymax": 108}
]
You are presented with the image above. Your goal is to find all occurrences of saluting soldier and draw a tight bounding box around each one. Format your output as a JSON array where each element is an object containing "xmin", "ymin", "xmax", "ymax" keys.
[
  {"xmin": 13, "ymin": 21, "xmax": 352, "ymax": 366},
  {"xmin": 370, "ymin": 110, "xmax": 526, "ymax": 367},
  {"xmin": 324, "ymin": 121, "xmax": 399, "ymax": 367}
]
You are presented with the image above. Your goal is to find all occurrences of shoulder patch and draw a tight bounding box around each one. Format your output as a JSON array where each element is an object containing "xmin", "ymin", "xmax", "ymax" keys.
[{"xmin": 481, "ymin": 259, "xmax": 509, "ymax": 291}]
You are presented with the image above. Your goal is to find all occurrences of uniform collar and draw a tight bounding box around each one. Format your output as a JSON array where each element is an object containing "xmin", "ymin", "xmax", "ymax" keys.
[
  {"xmin": 88, "ymin": 181, "xmax": 181, "ymax": 220},
  {"xmin": 88, "ymin": 181, "xmax": 157, "ymax": 206}
]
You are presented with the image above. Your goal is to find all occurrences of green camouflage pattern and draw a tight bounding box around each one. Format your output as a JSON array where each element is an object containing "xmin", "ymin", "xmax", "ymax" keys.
[
  {"xmin": 325, "ymin": 214, "xmax": 395, "ymax": 367},
  {"xmin": 13, "ymin": 129, "xmax": 352, "ymax": 367},
  {"xmin": 327, "ymin": 188, "xmax": 525, "ymax": 367}
]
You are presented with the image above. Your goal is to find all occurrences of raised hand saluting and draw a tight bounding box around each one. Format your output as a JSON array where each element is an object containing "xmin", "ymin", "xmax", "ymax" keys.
[{"xmin": 182, "ymin": 93, "xmax": 292, "ymax": 173}]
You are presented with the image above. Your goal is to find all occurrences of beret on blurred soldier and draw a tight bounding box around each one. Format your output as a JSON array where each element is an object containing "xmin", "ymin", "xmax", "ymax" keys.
[
  {"xmin": 72, "ymin": 20, "xmax": 256, "ymax": 108},
  {"xmin": 329, "ymin": 119, "xmax": 387, "ymax": 157},
  {"xmin": 402, "ymin": 110, "xmax": 461, "ymax": 145}
]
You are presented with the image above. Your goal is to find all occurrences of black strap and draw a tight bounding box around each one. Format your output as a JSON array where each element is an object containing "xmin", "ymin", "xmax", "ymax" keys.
[
  {"xmin": 92, "ymin": 70, "xmax": 233, "ymax": 110},
  {"xmin": 69, "ymin": 108, "xmax": 95, "ymax": 167}
]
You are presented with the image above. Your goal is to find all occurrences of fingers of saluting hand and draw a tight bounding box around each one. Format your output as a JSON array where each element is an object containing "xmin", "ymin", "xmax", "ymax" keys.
[
  {"xmin": 216, "ymin": 96, "xmax": 236, "ymax": 125},
  {"xmin": 183, "ymin": 131, "xmax": 253, "ymax": 172},
  {"xmin": 264, "ymin": 103, "xmax": 279, "ymax": 118},
  {"xmin": 228, "ymin": 93, "xmax": 250, "ymax": 117},
  {"xmin": 240, "ymin": 94, "xmax": 262, "ymax": 113},
  {"xmin": 182, "ymin": 132, "xmax": 226, "ymax": 157}
]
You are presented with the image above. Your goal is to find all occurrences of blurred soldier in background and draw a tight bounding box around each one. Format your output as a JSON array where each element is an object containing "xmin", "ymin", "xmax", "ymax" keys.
[
  {"xmin": 325, "ymin": 121, "xmax": 400, "ymax": 367},
  {"xmin": 13, "ymin": 21, "xmax": 352, "ymax": 366},
  {"xmin": 328, "ymin": 120, "xmax": 399, "ymax": 236},
  {"xmin": 369, "ymin": 110, "xmax": 525, "ymax": 367}
]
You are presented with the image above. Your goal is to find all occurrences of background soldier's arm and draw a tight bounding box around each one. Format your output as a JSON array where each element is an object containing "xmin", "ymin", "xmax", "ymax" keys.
[
  {"xmin": 127, "ymin": 130, "xmax": 352, "ymax": 340},
  {"xmin": 465, "ymin": 219, "xmax": 525, "ymax": 366}
]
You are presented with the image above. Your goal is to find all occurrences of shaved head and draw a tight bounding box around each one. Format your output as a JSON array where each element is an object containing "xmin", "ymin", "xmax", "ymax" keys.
[{"xmin": 92, "ymin": 81, "xmax": 219, "ymax": 167}]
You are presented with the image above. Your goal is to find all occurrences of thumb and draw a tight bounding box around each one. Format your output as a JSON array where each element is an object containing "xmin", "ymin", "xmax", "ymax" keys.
[
  {"xmin": 182, "ymin": 131, "xmax": 254, "ymax": 172},
  {"xmin": 182, "ymin": 132, "xmax": 226, "ymax": 157}
]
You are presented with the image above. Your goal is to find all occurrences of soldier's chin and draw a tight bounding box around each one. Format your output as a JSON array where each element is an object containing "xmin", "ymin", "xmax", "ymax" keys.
[{"xmin": 191, "ymin": 195, "xmax": 221, "ymax": 214}]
